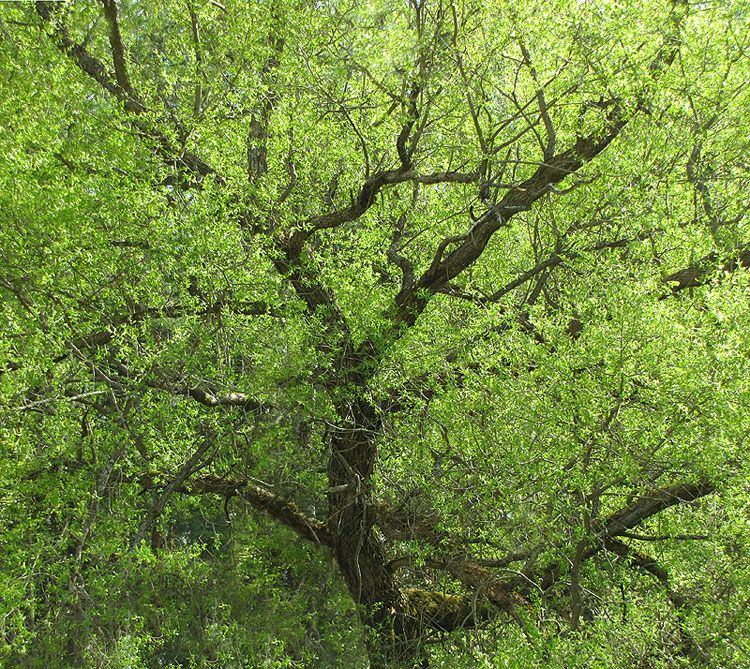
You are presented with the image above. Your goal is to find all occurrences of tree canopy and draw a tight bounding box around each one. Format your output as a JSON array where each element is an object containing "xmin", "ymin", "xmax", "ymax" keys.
[{"xmin": 1, "ymin": 0, "xmax": 750, "ymax": 667}]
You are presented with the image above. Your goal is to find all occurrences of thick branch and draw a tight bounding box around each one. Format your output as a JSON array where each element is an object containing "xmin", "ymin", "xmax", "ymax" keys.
[
  {"xmin": 37, "ymin": 2, "xmax": 124, "ymax": 101},
  {"xmin": 443, "ymin": 558, "xmax": 525, "ymax": 611},
  {"xmin": 387, "ymin": 212, "xmax": 415, "ymax": 293},
  {"xmin": 393, "ymin": 0, "xmax": 690, "ymax": 327},
  {"xmin": 147, "ymin": 475, "xmax": 334, "ymax": 547},
  {"xmin": 36, "ymin": 2, "xmax": 215, "ymax": 179},
  {"xmin": 599, "ymin": 481, "xmax": 715, "ymax": 539},
  {"xmin": 395, "ymin": 109, "xmax": 626, "ymax": 325},
  {"xmin": 535, "ymin": 481, "xmax": 715, "ymax": 592},
  {"xmin": 52, "ymin": 298, "xmax": 276, "ymax": 361},
  {"xmin": 100, "ymin": 0, "xmax": 141, "ymax": 110},
  {"xmin": 115, "ymin": 364, "xmax": 270, "ymax": 413},
  {"xmin": 402, "ymin": 588, "xmax": 496, "ymax": 632},
  {"xmin": 604, "ymin": 537, "xmax": 671, "ymax": 585},
  {"xmin": 168, "ymin": 384, "xmax": 267, "ymax": 412},
  {"xmin": 619, "ymin": 532, "xmax": 710, "ymax": 542},
  {"xmin": 663, "ymin": 244, "xmax": 750, "ymax": 292},
  {"xmin": 287, "ymin": 169, "xmax": 478, "ymax": 254}
]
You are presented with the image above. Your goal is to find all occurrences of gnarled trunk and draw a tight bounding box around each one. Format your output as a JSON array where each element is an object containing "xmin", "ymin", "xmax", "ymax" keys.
[{"xmin": 326, "ymin": 398, "xmax": 426, "ymax": 667}]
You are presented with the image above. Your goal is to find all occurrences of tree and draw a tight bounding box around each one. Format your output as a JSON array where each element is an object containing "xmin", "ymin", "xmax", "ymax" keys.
[{"xmin": 1, "ymin": 0, "xmax": 749, "ymax": 666}]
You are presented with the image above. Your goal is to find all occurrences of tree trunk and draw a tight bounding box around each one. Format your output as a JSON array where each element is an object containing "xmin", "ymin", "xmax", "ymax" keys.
[{"xmin": 326, "ymin": 398, "xmax": 426, "ymax": 667}]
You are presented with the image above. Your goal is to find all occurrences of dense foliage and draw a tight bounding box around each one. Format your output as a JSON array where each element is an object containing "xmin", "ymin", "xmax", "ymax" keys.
[{"xmin": 1, "ymin": 0, "xmax": 749, "ymax": 667}]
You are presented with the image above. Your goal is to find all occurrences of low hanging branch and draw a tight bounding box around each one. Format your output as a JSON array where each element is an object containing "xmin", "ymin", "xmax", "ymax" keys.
[
  {"xmin": 145, "ymin": 474, "xmax": 334, "ymax": 548},
  {"xmin": 131, "ymin": 431, "xmax": 216, "ymax": 548},
  {"xmin": 536, "ymin": 480, "xmax": 716, "ymax": 592}
]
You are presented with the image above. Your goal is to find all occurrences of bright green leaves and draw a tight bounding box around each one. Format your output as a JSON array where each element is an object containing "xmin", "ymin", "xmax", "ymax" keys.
[{"xmin": 2, "ymin": 0, "xmax": 750, "ymax": 666}]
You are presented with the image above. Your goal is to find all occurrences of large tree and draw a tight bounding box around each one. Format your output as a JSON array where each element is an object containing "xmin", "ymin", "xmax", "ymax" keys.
[{"xmin": 1, "ymin": 0, "xmax": 749, "ymax": 667}]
